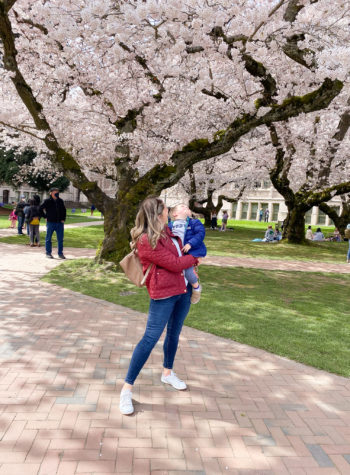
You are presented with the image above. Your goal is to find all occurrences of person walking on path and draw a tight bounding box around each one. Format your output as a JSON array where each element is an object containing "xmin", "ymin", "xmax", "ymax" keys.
[
  {"xmin": 15, "ymin": 197, "xmax": 26, "ymax": 234},
  {"xmin": 119, "ymin": 196, "xmax": 201, "ymax": 415},
  {"xmin": 169, "ymin": 203, "xmax": 206, "ymax": 304},
  {"xmin": 39, "ymin": 187, "xmax": 66, "ymax": 259},
  {"xmin": 27, "ymin": 199, "xmax": 41, "ymax": 247},
  {"xmin": 259, "ymin": 208, "xmax": 263, "ymax": 222},
  {"xmin": 345, "ymin": 224, "xmax": 350, "ymax": 263}
]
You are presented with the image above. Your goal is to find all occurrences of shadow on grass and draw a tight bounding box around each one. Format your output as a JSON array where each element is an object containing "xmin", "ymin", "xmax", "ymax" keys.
[{"xmin": 43, "ymin": 259, "xmax": 350, "ymax": 378}]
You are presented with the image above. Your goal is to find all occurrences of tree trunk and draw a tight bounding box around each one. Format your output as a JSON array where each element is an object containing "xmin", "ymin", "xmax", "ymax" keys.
[
  {"xmin": 189, "ymin": 197, "xmax": 214, "ymax": 227},
  {"xmin": 96, "ymin": 197, "xmax": 140, "ymax": 264},
  {"xmin": 285, "ymin": 207, "xmax": 307, "ymax": 243},
  {"xmin": 319, "ymin": 200, "xmax": 350, "ymax": 238},
  {"xmin": 203, "ymin": 210, "xmax": 212, "ymax": 227}
]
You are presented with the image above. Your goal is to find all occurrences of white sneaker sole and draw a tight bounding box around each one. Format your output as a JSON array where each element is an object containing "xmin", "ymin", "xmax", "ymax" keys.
[{"xmin": 161, "ymin": 377, "xmax": 187, "ymax": 391}]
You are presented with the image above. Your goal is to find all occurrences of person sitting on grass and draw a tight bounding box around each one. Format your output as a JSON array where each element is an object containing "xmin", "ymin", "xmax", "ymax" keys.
[
  {"xmin": 306, "ymin": 225, "xmax": 313, "ymax": 240},
  {"xmin": 263, "ymin": 225, "xmax": 275, "ymax": 242},
  {"xmin": 274, "ymin": 227, "xmax": 282, "ymax": 241},
  {"xmin": 313, "ymin": 227, "xmax": 325, "ymax": 241},
  {"xmin": 169, "ymin": 203, "xmax": 207, "ymax": 304}
]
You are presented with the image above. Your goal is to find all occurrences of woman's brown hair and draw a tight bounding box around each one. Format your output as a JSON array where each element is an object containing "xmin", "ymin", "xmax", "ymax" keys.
[{"xmin": 130, "ymin": 196, "xmax": 166, "ymax": 249}]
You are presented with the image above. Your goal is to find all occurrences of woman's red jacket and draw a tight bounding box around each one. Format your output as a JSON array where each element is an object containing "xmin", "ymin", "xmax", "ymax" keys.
[{"xmin": 137, "ymin": 226, "xmax": 198, "ymax": 300}]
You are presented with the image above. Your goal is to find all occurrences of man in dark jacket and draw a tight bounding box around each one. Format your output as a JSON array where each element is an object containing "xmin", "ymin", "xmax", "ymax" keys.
[
  {"xmin": 15, "ymin": 197, "xmax": 26, "ymax": 235},
  {"xmin": 39, "ymin": 187, "xmax": 66, "ymax": 259}
]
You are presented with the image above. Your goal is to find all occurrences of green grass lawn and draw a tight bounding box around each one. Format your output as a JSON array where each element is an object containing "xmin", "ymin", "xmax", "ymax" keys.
[
  {"xmin": 0, "ymin": 210, "xmax": 102, "ymax": 229},
  {"xmin": 205, "ymin": 227, "xmax": 348, "ymax": 263},
  {"xmin": 0, "ymin": 225, "xmax": 104, "ymax": 248},
  {"xmin": 1, "ymin": 220, "xmax": 348, "ymax": 264},
  {"xmin": 43, "ymin": 259, "xmax": 350, "ymax": 377}
]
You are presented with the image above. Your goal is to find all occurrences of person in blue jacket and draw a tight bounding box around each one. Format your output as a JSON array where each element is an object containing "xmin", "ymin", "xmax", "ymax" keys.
[{"xmin": 169, "ymin": 203, "xmax": 207, "ymax": 304}]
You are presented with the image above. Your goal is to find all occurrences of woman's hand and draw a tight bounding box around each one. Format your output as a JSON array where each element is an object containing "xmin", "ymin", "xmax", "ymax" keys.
[{"xmin": 197, "ymin": 257, "xmax": 204, "ymax": 265}]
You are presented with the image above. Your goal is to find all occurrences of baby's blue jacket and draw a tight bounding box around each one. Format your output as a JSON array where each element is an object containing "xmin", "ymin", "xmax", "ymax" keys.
[{"xmin": 169, "ymin": 218, "xmax": 207, "ymax": 258}]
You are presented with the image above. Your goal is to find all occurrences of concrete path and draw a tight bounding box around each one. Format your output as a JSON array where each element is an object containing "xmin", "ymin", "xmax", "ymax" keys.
[
  {"xmin": 1, "ymin": 243, "xmax": 350, "ymax": 474},
  {"xmin": 204, "ymin": 256, "xmax": 350, "ymax": 274}
]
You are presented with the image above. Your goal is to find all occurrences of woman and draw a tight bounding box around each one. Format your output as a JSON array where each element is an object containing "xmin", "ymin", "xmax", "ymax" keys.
[
  {"xmin": 120, "ymin": 197, "xmax": 200, "ymax": 415},
  {"xmin": 305, "ymin": 225, "xmax": 313, "ymax": 240},
  {"xmin": 27, "ymin": 199, "xmax": 41, "ymax": 247},
  {"xmin": 220, "ymin": 210, "xmax": 228, "ymax": 232},
  {"xmin": 313, "ymin": 227, "xmax": 325, "ymax": 241}
]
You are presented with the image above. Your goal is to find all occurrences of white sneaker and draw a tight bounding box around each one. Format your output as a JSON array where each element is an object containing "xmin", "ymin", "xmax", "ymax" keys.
[
  {"xmin": 161, "ymin": 371, "xmax": 187, "ymax": 390},
  {"xmin": 119, "ymin": 390, "xmax": 134, "ymax": 415}
]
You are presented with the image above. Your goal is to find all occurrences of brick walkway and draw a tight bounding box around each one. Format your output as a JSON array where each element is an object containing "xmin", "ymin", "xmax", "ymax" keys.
[{"xmin": 0, "ymin": 243, "xmax": 350, "ymax": 474}]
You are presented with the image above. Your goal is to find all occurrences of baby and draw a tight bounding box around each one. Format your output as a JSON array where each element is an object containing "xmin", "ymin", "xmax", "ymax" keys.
[{"xmin": 169, "ymin": 204, "xmax": 207, "ymax": 304}]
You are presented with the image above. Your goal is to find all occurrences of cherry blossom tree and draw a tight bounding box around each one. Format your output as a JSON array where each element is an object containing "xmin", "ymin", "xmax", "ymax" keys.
[
  {"xmin": 176, "ymin": 149, "xmax": 261, "ymax": 226},
  {"xmin": 0, "ymin": 147, "xmax": 70, "ymax": 192},
  {"xmin": 0, "ymin": 0, "xmax": 348, "ymax": 261},
  {"xmin": 265, "ymin": 94, "xmax": 350, "ymax": 243},
  {"xmin": 319, "ymin": 194, "xmax": 350, "ymax": 238}
]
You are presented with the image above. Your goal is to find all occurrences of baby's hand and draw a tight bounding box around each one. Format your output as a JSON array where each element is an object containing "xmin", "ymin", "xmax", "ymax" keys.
[{"xmin": 182, "ymin": 243, "xmax": 191, "ymax": 253}]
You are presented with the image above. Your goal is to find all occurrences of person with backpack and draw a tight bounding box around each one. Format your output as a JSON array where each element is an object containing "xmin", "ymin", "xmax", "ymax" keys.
[
  {"xmin": 345, "ymin": 224, "xmax": 350, "ymax": 263},
  {"xmin": 119, "ymin": 196, "xmax": 201, "ymax": 415},
  {"xmin": 27, "ymin": 199, "xmax": 41, "ymax": 247}
]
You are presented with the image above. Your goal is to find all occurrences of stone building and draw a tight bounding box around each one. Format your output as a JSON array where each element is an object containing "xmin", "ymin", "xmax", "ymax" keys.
[
  {"xmin": 1, "ymin": 177, "xmax": 342, "ymax": 226},
  {"xmin": 161, "ymin": 179, "xmax": 342, "ymax": 227}
]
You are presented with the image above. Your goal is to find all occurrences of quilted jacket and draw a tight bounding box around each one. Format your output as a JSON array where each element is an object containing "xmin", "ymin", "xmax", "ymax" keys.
[
  {"xmin": 137, "ymin": 226, "xmax": 198, "ymax": 299},
  {"xmin": 168, "ymin": 218, "xmax": 207, "ymax": 257}
]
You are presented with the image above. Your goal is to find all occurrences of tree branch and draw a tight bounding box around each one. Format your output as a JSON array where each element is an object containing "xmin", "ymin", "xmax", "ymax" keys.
[
  {"xmin": 0, "ymin": 5, "xmax": 111, "ymax": 211},
  {"xmin": 317, "ymin": 97, "xmax": 350, "ymax": 186},
  {"xmin": 282, "ymin": 0, "xmax": 319, "ymax": 69},
  {"xmin": 4, "ymin": 0, "xmax": 18, "ymax": 13},
  {"xmin": 0, "ymin": 121, "xmax": 45, "ymax": 140},
  {"xmin": 148, "ymin": 77, "xmax": 343, "ymax": 193}
]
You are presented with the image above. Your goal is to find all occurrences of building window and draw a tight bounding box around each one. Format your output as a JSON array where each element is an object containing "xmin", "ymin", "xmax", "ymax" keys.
[
  {"xmin": 251, "ymin": 203, "xmax": 258, "ymax": 220},
  {"xmin": 262, "ymin": 179, "xmax": 271, "ymax": 189},
  {"xmin": 241, "ymin": 202, "xmax": 249, "ymax": 220},
  {"xmin": 260, "ymin": 203, "xmax": 268, "ymax": 213},
  {"xmin": 231, "ymin": 202, "xmax": 237, "ymax": 219},
  {"xmin": 318, "ymin": 209, "xmax": 326, "ymax": 225},
  {"xmin": 272, "ymin": 203, "xmax": 279, "ymax": 221},
  {"xmin": 305, "ymin": 209, "xmax": 312, "ymax": 224},
  {"xmin": 329, "ymin": 206, "xmax": 340, "ymax": 225}
]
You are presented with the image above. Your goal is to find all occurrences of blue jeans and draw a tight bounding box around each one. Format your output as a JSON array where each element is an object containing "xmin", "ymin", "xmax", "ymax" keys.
[
  {"xmin": 125, "ymin": 286, "xmax": 192, "ymax": 385},
  {"xmin": 185, "ymin": 266, "xmax": 198, "ymax": 285},
  {"xmin": 46, "ymin": 222, "xmax": 64, "ymax": 255},
  {"xmin": 347, "ymin": 241, "xmax": 350, "ymax": 261},
  {"xmin": 17, "ymin": 216, "xmax": 24, "ymax": 234}
]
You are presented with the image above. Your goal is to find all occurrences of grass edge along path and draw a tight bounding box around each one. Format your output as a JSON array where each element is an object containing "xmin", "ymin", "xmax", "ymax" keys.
[
  {"xmin": 1, "ymin": 222, "xmax": 349, "ymax": 264},
  {"xmin": 42, "ymin": 259, "xmax": 350, "ymax": 378}
]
